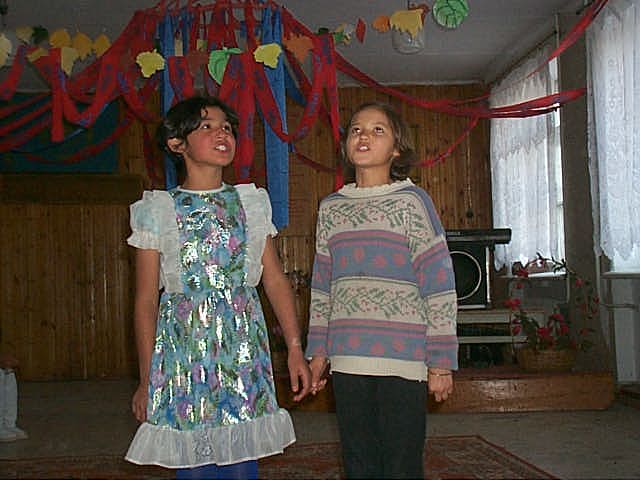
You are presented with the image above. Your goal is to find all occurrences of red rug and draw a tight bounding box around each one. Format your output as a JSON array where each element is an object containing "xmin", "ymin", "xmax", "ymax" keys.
[{"xmin": 0, "ymin": 435, "xmax": 555, "ymax": 479}]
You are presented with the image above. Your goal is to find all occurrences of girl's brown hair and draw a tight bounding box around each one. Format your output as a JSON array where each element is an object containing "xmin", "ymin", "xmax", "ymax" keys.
[{"xmin": 341, "ymin": 101, "xmax": 417, "ymax": 182}]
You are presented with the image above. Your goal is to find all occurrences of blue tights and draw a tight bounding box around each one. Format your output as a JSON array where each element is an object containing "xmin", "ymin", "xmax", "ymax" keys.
[{"xmin": 175, "ymin": 460, "xmax": 258, "ymax": 480}]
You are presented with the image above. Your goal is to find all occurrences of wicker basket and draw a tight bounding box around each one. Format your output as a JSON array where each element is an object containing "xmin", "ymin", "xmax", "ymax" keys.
[{"xmin": 516, "ymin": 348, "xmax": 576, "ymax": 373}]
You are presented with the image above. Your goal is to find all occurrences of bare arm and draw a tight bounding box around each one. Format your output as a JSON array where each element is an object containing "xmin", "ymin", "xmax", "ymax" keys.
[
  {"xmin": 131, "ymin": 248, "xmax": 160, "ymax": 422},
  {"xmin": 260, "ymin": 237, "xmax": 311, "ymax": 402}
]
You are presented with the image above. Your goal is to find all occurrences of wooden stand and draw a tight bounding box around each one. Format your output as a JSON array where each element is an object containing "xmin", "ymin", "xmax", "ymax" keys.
[{"xmin": 275, "ymin": 367, "xmax": 615, "ymax": 413}]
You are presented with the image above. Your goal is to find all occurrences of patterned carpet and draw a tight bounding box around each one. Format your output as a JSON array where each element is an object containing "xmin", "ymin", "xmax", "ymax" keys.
[{"xmin": 0, "ymin": 435, "xmax": 555, "ymax": 479}]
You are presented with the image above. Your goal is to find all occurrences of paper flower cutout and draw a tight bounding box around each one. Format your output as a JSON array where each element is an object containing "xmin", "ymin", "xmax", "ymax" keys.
[
  {"xmin": 283, "ymin": 33, "xmax": 313, "ymax": 63},
  {"xmin": 208, "ymin": 47, "xmax": 241, "ymax": 83},
  {"xmin": 432, "ymin": 0, "xmax": 469, "ymax": 29},
  {"xmin": 93, "ymin": 33, "xmax": 111, "ymax": 57},
  {"xmin": 72, "ymin": 32, "xmax": 93, "ymax": 60},
  {"xmin": 136, "ymin": 49, "xmax": 165, "ymax": 78},
  {"xmin": 253, "ymin": 43, "xmax": 282, "ymax": 68},
  {"xmin": 49, "ymin": 29, "xmax": 71, "ymax": 49},
  {"xmin": 372, "ymin": 16, "xmax": 391, "ymax": 33},
  {"xmin": 390, "ymin": 9, "xmax": 425, "ymax": 38},
  {"xmin": 0, "ymin": 33, "xmax": 11, "ymax": 67},
  {"xmin": 15, "ymin": 26, "xmax": 33, "ymax": 44},
  {"xmin": 60, "ymin": 46, "xmax": 79, "ymax": 75}
]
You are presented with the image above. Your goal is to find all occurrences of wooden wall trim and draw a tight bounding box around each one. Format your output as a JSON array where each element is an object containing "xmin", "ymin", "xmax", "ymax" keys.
[{"xmin": 0, "ymin": 174, "xmax": 144, "ymax": 205}]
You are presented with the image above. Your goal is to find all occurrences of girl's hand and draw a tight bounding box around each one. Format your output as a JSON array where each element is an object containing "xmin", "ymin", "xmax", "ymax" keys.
[
  {"xmin": 428, "ymin": 369, "xmax": 454, "ymax": 402},
  {"xmin": 288, "ymin": 347, "xmax": 312, "ymax": 402},
  {"xmin": 132, "ymin": 383, "xmax": 148, "ymax": 423},
  {"xmin": 309, "ymin": 356, "xmax": 329, "ymax": 395}
]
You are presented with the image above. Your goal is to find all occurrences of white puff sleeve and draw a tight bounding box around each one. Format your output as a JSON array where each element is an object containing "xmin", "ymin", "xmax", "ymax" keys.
[
  {"xmin": 127, "ymin": 190, "xmax": 181, "ymax": 292},
  {"xmin": 236, "ymin": 183, "xmax": 278, "ymax": 287}
]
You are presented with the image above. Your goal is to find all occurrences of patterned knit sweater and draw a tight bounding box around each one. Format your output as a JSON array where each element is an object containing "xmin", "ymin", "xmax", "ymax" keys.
[{"xmin": 305, "ymin": 179, "xmax": 458, "ymax": 381}]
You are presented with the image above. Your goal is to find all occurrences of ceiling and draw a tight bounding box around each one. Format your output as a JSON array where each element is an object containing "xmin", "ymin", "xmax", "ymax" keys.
[{"xmin": 3, "ymin": 0, "xmax": 586, "ymax": 89}]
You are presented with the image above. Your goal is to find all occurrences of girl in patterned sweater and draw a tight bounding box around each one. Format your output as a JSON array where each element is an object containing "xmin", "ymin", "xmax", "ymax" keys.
[
  {"xmin": 125, "ymin": 95, "xmax": 310, "ymax": 479},
  {"xmin": 306, "ymin": 102, "xmax": 458, "ymax": 479}
]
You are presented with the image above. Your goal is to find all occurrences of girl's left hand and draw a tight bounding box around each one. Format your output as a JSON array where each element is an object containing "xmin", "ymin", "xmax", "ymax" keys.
[
  {"xmin": 288, "ymin": 347, "xmax": 312, "ymax": 402},
  {"xmin": 428, "ymin": 369, "xmax": 454, "ymax": 402}
]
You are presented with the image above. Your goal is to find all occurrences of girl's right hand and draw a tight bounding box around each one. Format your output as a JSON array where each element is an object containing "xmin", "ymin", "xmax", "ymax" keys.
[
  {"xmin": 309, "ymin": 356, "xmax": 329, "ymax": 395},
  {"xmin": 132, "ymin": 383, "xmax": 148, "ymax": 423}
]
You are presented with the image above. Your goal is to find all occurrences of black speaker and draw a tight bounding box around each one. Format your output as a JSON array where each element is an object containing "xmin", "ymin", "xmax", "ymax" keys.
[{"xmin": 448, "ymin": 243, "xmax": 490, "ymax": 309}]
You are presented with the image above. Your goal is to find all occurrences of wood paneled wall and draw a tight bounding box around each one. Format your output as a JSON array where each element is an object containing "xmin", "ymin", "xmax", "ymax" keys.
[{"xmin": 0, "ymin": 84, "xmax": 490, "ymax": 380}]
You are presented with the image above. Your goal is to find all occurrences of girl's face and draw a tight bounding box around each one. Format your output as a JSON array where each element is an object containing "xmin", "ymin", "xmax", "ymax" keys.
[
  {"xmin": 169, "ymin": 106, "xmax": 236, "ymax": 169},
  {"xmin": 346, "ymin": 107, "xmax": 399, "ymax": 176}
]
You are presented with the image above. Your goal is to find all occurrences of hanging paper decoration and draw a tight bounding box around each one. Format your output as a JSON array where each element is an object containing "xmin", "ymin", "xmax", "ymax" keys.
[
  {"xmin": 72, "ymin": 32, "xmax": 93, "ymax": 60},
  {"xmin": 390, "ymin": 8, "xmax": 425, "ymax": 38},
  {"xmin": 432, "ymin": 0, "xmax": 469, "ymax": 29},
  {"xmin": 60, "ymin": 46, "xmax": 79, "ymax": 75},
  {"xmin": 15, "ymin": 26, "xmax": 33, "ymax": 44},
  {"xmin": 253, "ymin": 43, "xmax": 281, "ymax": 68},
  {"xmin": 31, "ymin": 26, "xmax": 49, "ymax": 45},
  {"xmin": 356, "ymin": 19, "xmax": 366, "ymax": 42},
  {"xmin": 26, "ymin": 47, "xmax": 46, "ymax": 62},
  {"xmin": 0, "ymin": 34, "xmax": 11, "ymax": 67},
  {"xmin": 282, "ymin": 33, "xmax": 312, "ymax": 63},
  {"xmin": 334, "ymin": 24, "xmax": 355, "ymax": 45},
  {"xmin": 208, "ymin": 47, "xmax": 242, "ymax": 83},
  {"xmin": 136, "ymin": 49, "xmax": 165, "ymax": 78},
  {"xmin": 372, "ymin": 16, "xmax": 391, "ymax": 33},
  {"xmin": 49, "ymin": 29, "xmax": 72, "ymax": 48},
  {"xmin": 93, "ymin": 33, "xmax": 110, "ymax": 57}
]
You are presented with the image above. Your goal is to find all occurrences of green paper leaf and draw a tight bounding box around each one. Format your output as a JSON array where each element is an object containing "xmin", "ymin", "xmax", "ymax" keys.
[
  {"xmin": 432, "ymin": 0, "xmax": 469, "ymax": 29},
  {"xmin": 208, "ymin": 47, "xmax": 241, "ymax": 84},
  {"xmin": 31, "ymin": 25, "xmax": 49, "ymax": 45}
]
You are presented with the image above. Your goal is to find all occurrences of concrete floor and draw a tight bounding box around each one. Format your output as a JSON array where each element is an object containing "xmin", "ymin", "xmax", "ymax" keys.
[{"xmin": 1, "ymin": 379, "xmax": 639, "ymax": 479}]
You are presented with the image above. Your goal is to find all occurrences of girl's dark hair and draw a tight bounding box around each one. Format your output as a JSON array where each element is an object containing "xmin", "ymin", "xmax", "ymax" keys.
[
  {"xmin": 156, "ymin": 95, "xmax": 240, "ymax": 172},
  {"xmin": 341, "ymin": 101, "xmax": 417, "ymax": 182}
]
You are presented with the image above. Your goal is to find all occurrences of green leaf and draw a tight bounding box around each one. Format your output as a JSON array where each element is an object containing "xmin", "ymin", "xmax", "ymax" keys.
[{"xmin": 432, "ymin": 0, "xmax": 469, "ymax": 29}]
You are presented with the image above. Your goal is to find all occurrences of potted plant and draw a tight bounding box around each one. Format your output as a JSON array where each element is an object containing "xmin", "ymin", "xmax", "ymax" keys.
[{"xmin": 507, "ymin": 254, "xmax": 597, "ymax": 372}]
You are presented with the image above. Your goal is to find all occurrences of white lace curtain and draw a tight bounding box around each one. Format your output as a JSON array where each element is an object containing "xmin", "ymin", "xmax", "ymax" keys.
[
  {"xmin": 587, "ymin": 0, "xmax": 640, "ymax": 270},
  {"xmin": 490, "ymin": 44, "xmax": 563, "ymax": 270}
]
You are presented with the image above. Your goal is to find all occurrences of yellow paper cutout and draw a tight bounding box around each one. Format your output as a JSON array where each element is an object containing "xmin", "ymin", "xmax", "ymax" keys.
[
  {"xmin": 27, "ymin": 47, "xmax": 47, "ymax": 63},
  {"xmin": 93, "ymin": 34, "xmax": 111, "ymax": 57},
  {"xmin": 50, "ymin": 28, "xmax": 72, "ymax": 48},
  {"xmin": 136, "ymin": 49, "xmax": 165, "ymax": 78},
  {"xmin": 253, "ymin": 43, "xmax": 281, "ymax": 68},
  {"xmin": 196, "ymin": 39, "xmax": 206, "ymax": 51},
  {"xmin": 15, "ymin": 26, "xmax": 34, "ymax": 44},
  {"xmin": 72, "ymin": 32, "xmax": 93, "ymax": 60},
  {"xmin": 283, "ymin": 34, "xmax": 313, "ymax": 63},
  {"xmin": 0, "ymin": 33, "xmax": 11, "ymax": 67},
  {"xmin": 390, "ymin": 9, "xmax": 424, "ymax": 38},
  {"xmin": 60, "ymin": 46, "xmax": 79, "ymax": 75},
  {"xmin": 372, "ymin": 16, "xmax": 391, "ymax": 33}
]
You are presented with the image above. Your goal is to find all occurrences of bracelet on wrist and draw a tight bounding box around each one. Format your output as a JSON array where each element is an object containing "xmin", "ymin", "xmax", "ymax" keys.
[
  {"xmin": 429, "ymin": 371, "xmax": 452, "ymax": 377},
  {"xmin": 287, "ymin": 338, "xmax": 302, "ymax": 348}
]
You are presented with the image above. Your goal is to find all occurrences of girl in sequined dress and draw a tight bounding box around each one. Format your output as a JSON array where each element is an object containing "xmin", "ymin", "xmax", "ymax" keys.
[{"xmin": 125, "ymin": 95, "xmax": 311, "ymax": 479}]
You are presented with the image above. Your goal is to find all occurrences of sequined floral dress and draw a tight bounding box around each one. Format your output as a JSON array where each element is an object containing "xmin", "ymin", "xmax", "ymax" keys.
[{"xmin": 125, "ymin": 183, "xmax": 295, "ymax": 468}]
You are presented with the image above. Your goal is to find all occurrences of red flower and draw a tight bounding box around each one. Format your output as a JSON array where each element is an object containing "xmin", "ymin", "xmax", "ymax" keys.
[{"xmin": 504, "ymin": 298, "xmax": 522, "ymax": 310}]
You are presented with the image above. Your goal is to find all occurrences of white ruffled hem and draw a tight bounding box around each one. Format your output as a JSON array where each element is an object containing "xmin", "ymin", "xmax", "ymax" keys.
[{"xmin": 125, "ymin": 409, "xmax": 295, "ymax": 468}]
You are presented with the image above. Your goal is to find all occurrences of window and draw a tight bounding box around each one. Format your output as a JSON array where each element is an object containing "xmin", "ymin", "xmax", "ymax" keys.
[
  {"xmin": 490, "ymin": 45, "xmax": 564, "ymax": 271},
  {"xmin": 587, "ymin": 0, "xmax": 640, "ymax": 272}
]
